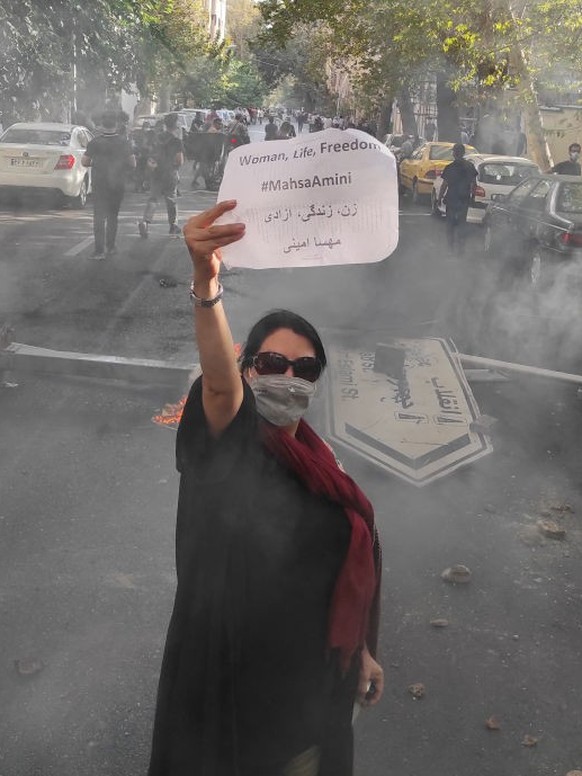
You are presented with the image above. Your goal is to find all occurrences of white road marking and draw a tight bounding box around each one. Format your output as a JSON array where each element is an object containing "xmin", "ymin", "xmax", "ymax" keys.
[
  {"xmin": 65, "ymin": 235, "xmax": 94, "ymax": 256},
  {"xmin": 63, "ymin": 211, "xmax": 204, "ymax": 255}
]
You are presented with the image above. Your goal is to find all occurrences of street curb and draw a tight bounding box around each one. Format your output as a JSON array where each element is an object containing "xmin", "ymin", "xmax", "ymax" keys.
[{"xmin": 1, "ymin": 342, "xmax": 197, "ymax": 385}]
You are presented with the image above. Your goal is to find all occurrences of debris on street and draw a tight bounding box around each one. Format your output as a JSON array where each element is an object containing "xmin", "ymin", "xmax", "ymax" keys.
[
  {"xmin": 551, "ymin": 502, "xmax": 574, "ymax": 514},
  {"xmin": 518, "ymin": 524, "xmax": 546, "ymax": 547},
  {"xmin": 14, "ymin": 657, "xmax": 44, "ymax": 677},
  {"xmin": 408, "ymin": 683, "xmax": 426, "ymax": 700},
  {"xmin": 430, "ymin": 618, "xmax": 449, "ymax": 628},
  {"xmin": 522, "ymin": 734, "xmax": 538, "ymax": 747},
  {"xmin": 441, "ymin": 564, "xmax": 472, "ymax": 584},
  {"xmin": 485, "ymin": 716, "xmax": 501, "ymax": 730},
  {"xmin": 537, "ymin": 519, "xmax": 566, "ymax": 540},
  {"xmin": 158, "ymin": 278, "xmax": 177, "ymax": 288}
]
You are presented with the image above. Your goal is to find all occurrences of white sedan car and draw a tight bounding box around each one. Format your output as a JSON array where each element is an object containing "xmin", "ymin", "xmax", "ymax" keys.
[
  {"xmin": 431, "ymin": 154, "xmax": 540, "ymax": 223},
  {"xmin": 0, "ymin": 122, "xmax": 94, "ymax": 207}
]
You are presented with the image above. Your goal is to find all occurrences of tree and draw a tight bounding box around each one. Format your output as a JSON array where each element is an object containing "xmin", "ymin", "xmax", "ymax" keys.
[
  {"xmin": 257, "ymin": 0, "xmax": 582, "ymax": 164},
  {"xmin": 0, "ymin": 0, "xmax": 171, "ymax": 123},
  {"xmin": 252, "ymin": 26, "xmax": 336, "ymax": 111}
]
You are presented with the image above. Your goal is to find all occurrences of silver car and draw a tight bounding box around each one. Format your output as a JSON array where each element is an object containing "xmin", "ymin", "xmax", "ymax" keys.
[{"xmin": 0, "ymin": 122, "xmax": 94, "ymax": 207}]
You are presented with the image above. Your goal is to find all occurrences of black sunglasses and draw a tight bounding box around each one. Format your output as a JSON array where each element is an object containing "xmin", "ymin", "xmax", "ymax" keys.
[{"xmin": 252, "ymin": 351, "xmax": 322, "ymax": 382}]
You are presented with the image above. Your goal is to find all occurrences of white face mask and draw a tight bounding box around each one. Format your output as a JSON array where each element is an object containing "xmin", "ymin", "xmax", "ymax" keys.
[{"xmin": 249, "ymin": 374, "xmax": 317, "ymax": 427}]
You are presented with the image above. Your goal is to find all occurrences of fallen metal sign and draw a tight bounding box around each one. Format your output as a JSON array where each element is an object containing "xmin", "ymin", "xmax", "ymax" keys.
[{"xmin": 325, "ymin": 339, "xmax": 493, "ymax": 486}]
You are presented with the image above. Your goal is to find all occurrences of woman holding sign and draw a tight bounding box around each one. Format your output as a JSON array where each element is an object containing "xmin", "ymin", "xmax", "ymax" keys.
[{"xmin": 147, "ymin": 200, "xmax": 383, "ymax": 776}]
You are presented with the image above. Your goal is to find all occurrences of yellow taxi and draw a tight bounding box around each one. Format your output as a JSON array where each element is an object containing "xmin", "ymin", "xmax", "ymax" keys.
[{"xmin": 399, "ymin": 141, "xmax": 477, "ymax": 203}]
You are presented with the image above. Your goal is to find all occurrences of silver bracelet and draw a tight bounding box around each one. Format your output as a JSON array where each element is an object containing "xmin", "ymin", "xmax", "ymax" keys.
[{"xmin": 189, "ymin": 281, "xmax": 224, "ymax": 308}]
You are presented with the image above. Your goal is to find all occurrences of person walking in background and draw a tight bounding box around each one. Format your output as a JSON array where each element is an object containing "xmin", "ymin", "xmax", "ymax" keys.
[
  {"xmin": 550, "ymin": 142, "xmax": 581, "ymax": 175},
  {"xmin": 81, "ymin": 110, "xmax": 135, "ymax": 260},
  {"xmin": 425, "ymin": 119, "xmax": 436, "ymax": 142},
  {"xmin": 265, "ymin": 115, "xmax": 278, "ymax": 140},
  {"xmin": 138, "ymin": 113, "xmax": 184, "ymax": 239},
  {"xmin": 147, "ymin": 200, "xmax": 383, "ymax": 776},
  {"xmin": 437, "ymin": 142, "xmax": 477, "ymax": 256},
  {"xmin": 226, "ymin": 113, "xmax": 250, "ymax": 149}
]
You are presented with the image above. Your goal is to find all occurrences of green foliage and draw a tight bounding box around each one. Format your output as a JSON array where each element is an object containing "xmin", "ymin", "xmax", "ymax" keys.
[
  {"xmin": 252, "ymin": 25, "xmax": 336, "ymax": 111},
  {"xmin": 257, "ymin": 0, "xmax": 582, "ymax": 111},
  {"xmin": 0, "ymin": 0, "xmax": 173, "ymax": 122},
  {"xmin": 0, "ymin": 0, "xmax": 267, "ymax": 126}
]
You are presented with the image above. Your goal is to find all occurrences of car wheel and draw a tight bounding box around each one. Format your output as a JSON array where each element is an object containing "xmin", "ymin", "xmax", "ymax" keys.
[{"xmin": 69, "ymin": 177, "xmax": 88, "ymax": 209}]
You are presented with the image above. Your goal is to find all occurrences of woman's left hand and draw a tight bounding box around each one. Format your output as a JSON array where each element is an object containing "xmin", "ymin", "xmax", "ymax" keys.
[{"xmin": 357, "ymin": 645, "xmax": 384, "ymax": 707}]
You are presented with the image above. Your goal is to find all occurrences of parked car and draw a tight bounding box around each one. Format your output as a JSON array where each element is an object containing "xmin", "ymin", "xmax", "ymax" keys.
[
  {"xmin": 483, "ymin": 174, "xmax": 582, "ymax": 286},
  {"xmin": 399, "ymin": 141, "xmax": 477, "ymax": 203},
  {"xmin": 432, "ymin": 154, "xmax": 540, "ymax": 222},
  {"xmin": 0, "ymin": 122, "xmax": 93, "ymax": 207}
]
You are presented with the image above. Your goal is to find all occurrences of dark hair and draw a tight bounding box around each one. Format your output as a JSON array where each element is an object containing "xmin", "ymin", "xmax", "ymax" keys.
[
  {"xmin": 240, "ymin": 310, "xmax": 327, "ymax": 374},
  {"xmin": 101, "ymin": 111, "xmax": 118, "ymax": 130},
  {"xmin": 569, "ymin": 142, "xmax": 581, "ymax": 152},
  {"xmin": 453, "ymin": 142, "xmax": 465, "ymax": 158},
  {"xmin": 164, "ymin": 112, "xmax": 178, "ymax": 129}
]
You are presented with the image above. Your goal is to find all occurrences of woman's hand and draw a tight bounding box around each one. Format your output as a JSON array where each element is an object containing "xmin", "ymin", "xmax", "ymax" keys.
[
  {"xmin": 357, "ymin": 645, "xmax": 384, "ymax": 707},
  {"xmin": 183, "ymin": 200, "xmax": 245, "ymax": 286}
]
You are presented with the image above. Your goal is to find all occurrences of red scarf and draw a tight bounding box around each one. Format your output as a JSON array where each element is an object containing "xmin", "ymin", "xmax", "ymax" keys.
[{"xmin": 261, "ymin": 419, "xmax": 380, "ymax": 673}]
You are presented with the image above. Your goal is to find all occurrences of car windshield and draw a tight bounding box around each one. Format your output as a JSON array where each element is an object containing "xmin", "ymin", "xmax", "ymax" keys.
[
  {"xmin": 479, "ymin": 162, "xmax": 538, "ymax": 185},
  {"xmin": 0, "ymin": 128, "xmax": 72, "ymax": 146},
  {"xmin": 556, "ymin": 182, "xmax": 582, "ymax": 214},
  {"xmin": 429, "ymin": 145, "xmax": 455, "ymax": 160},
  {"xmin": 429, "ymin": 144, "xmax": 476, "ymax": 160}
]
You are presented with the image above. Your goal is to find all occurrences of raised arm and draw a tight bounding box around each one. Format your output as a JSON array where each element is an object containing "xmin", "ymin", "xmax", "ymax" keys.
[{"xmin": 183, "ymin": 201, "xmax": 246, "ymax": 437}]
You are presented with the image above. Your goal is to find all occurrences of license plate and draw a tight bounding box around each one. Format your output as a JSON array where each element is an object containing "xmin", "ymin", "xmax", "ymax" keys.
[{"xmin": 10, "ymin": 158, "xmax": 40, "ymax": 168}]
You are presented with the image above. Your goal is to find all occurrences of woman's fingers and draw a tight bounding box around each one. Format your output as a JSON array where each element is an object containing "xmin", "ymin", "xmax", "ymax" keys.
[
  {"xmin": 357, "ymin": 653, "xmax": 385, "ymax": 707},
  {"xmin": 184, "ymin": 200, "xmax": 245, "ymax": 259},
  {"xmin": 366, "ymin": 668, "xmax": 384, "ymax": 706},
  {"xmin": 186, "ymin": 199, "xmax": 237, "ymax": 230}
]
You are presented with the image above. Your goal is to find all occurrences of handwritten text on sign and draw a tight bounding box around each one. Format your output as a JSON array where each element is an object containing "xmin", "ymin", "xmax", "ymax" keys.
[{"xmin": 216, "ymin": 128, "xmax": 399, "ymax": 269}]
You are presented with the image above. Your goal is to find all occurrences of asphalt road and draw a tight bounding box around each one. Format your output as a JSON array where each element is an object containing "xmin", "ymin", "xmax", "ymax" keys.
[{"xmin": 1, "ymin": 128, "xmax": 582, "ymax": 776}]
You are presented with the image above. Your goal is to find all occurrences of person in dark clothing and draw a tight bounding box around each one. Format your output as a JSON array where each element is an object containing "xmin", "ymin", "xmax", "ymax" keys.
[
  {"xmin": 81, "ymin": 111, "xmax": 135, "ymax": 259},
  {"xmin": 264, "ymin": 116, "xmax": 278, "ymax": 141},
  {"xmin": 138, "ymin": 113, "xmax": 184, "ymax": 238},
  {"xmin": 550, "ymin": 142, "xmax": 581, "ymax": 176},
  {"xmin": 147, "ymin": 201, "xmax": 384, "ymax": 776},
  {"xmin": 425, "ymin": 119, "xmax": 436, "ymax": 142},
  {"xmin": 278, "ymin": 120, "xmax": 296, "ymax": 139},
  {"xmin": 438, "ymin": 142, "xmax": 477, "ymax": 255}
]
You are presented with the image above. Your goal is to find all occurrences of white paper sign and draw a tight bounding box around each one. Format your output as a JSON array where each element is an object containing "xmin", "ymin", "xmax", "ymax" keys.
[{"xmin": 216, "ymin": 128, "xmax": 399, "ymax": 269}]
